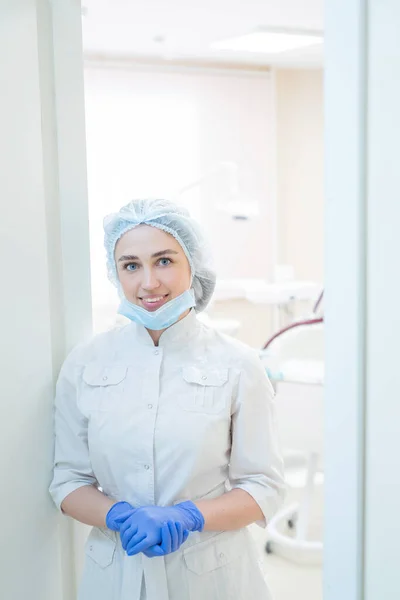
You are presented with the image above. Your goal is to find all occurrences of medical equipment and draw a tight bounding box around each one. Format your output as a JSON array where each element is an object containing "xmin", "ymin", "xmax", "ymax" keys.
[
  {"xmin": 196, "ymin": 312, "xmax": 241, "ymax": 337},
  {"xmin": 213, "ymin": 277, "xmax": 321, "ymax": 334},
  {"xmin": 260, "ymin": 292, "xmax": 324, "ymax": 565},
  {"xmin": 176, "ymin": 161, "xmax": 259, "ymax": 221}
]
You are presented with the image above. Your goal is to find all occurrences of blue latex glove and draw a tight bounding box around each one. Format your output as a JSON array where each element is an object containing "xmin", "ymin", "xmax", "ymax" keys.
[
  {"xmin": 105, "ymin": 501, "xmax": 134, "ymax": 531},
  {"xmin": 114, "ymin": 501, "xmax": 204, "ymax": 557},
  {"xmin": 143, "ymin": 521, "xmax": 190, "ymax": 558},
  {"xmin": 106, "ymin": 502, "xmax": 189, "ymax": 557}
]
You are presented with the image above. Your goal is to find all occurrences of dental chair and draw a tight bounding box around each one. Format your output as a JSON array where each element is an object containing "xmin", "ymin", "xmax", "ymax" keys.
[
  {"xmin": 196, "ymin": 311, "xmax": 241, "ymax": 337},
  {"xmin": 260, "ymin": 291, "xmax": 324, "ymax": 565}
]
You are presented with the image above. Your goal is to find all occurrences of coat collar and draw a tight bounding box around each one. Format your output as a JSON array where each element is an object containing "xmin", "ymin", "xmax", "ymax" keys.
[{"xmin": 130, "ymin": 309, "xmax": 200, "ymax": 347}]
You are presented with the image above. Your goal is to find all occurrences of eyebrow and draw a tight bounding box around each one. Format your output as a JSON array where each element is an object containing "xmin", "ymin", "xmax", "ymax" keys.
[{"xmin": 118, "ymin": 249, "xmax": 179, "ymax": 262}]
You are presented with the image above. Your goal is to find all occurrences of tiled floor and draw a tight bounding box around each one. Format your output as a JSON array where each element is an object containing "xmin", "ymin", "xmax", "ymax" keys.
[{"xmin": 250, "ymin": 468, "xmax": 323, "ymax": 600}]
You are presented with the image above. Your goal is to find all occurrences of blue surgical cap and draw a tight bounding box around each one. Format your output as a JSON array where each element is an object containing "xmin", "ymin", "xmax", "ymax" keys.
[{"xmin": 103, "ymin": 199, "xmax": 216, "ymax": 312}]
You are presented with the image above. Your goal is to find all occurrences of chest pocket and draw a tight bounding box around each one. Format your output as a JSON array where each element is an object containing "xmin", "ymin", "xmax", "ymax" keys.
[
  {"xmin": 79, "ymin": 364, "xmax": 128, "ymax": 413},
  {"xmin": 180, "ymin": 366, "xmax": 229, "ymax": 414}
]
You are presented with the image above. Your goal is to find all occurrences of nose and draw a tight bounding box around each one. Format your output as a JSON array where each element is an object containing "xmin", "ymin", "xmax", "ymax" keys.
[{"xmin": 140, "ymin": 267, "xmax": 161, "ymax": 291}]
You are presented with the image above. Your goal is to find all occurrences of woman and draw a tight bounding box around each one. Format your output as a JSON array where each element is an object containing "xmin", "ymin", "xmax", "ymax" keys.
[{"xmin": 50, "ymin": 199, "xmax": 285, "ymax": 600}]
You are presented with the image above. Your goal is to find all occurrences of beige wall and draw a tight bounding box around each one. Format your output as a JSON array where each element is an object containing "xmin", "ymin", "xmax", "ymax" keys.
[{"xmin": 276, "ymin": 69, "xmax": 324, "ymax": 284}]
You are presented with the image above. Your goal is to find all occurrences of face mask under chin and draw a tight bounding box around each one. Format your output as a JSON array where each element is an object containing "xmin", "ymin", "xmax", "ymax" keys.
[{"xmin": 117, "ymin": 289, "xmax": 196, "ymax": 330}]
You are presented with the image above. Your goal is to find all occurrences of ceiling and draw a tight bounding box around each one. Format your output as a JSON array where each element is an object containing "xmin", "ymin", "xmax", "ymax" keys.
[{"xmin": 82, "ymin": 0, "xmax": 324, "ymax": 68}]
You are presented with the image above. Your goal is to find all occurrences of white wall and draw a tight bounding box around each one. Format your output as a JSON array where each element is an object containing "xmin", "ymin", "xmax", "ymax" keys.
[
  {"xmin": 0, "ymin": 1, "xmax": 91, "ymax": 598},
  {"xmin": 275, "ymin": 69, "xmax": 324, "ymax": 284},
  {"xmin": 365, "ymin": 0, "xmax": 400, "ymax": 597},
  {"xmin": 324, "ymin": 0, "xmax": 366, "ymax": 594},
  {"xmin": 325, "ymin": 0, "xmax": 400, "ymax": 598}
]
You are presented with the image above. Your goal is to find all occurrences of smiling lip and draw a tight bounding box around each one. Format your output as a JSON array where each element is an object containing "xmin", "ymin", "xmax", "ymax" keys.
[{"xmin": 139, "ymin": 294, "xmax": 169, "ymax": 311}]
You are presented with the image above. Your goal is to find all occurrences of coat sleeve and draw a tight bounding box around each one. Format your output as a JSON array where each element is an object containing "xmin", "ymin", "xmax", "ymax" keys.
[
  {"xmin": 229, "ymin": 349, "xmax": 286, "ymax": 527},
  {"xmin": 49, "ymin": 350, "xmax": 98, "ymax": 510}
]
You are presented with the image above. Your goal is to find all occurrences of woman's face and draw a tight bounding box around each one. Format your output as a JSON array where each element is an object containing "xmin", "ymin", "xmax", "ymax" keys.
[{"xmin": 115, "ymin": 225, "xmax": 192, "ymax": 311}]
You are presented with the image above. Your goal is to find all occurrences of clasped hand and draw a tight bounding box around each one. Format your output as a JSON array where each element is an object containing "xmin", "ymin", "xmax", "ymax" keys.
[{"xmin": 106, "ymin": 501, "xmax": 204, "ymax": 558}]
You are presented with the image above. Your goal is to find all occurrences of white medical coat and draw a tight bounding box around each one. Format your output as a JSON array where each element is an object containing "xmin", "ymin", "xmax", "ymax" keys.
[{"xmin": 50, "ymin": 310, "xmax": 285, "ymax": 600}]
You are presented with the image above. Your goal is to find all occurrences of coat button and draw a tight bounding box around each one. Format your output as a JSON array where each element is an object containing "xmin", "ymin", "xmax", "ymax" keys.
[
  {"xmin": 148, "ymin": 404, "xmax": 153, "ymax": 410},
  {"xmin": 102, "ymin": 376, "xmax": 108, "ymax": 381},
  {"xmin": 201, "ymin": 375, "xmax": 207, "ymax": 380},
  {"xmin": 219, "ymin": 552, "xmax": 225, "ymax": 559},
  {"xmin": 89, "ymin": 545, "xmax": 93, "ymax": 551},
  {"xmin": 144, "ymin": 465, "xmax": 150, "ymax": 470}
]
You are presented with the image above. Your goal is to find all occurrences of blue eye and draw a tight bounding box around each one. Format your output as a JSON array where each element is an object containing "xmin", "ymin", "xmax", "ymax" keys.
[
  {"xmin": 125, "ymin": 263, "xmax": 138, "ymax": 272},
  {"xmin": 159, "ymin": 258, "xmax": 171, "ymax": 267}
]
